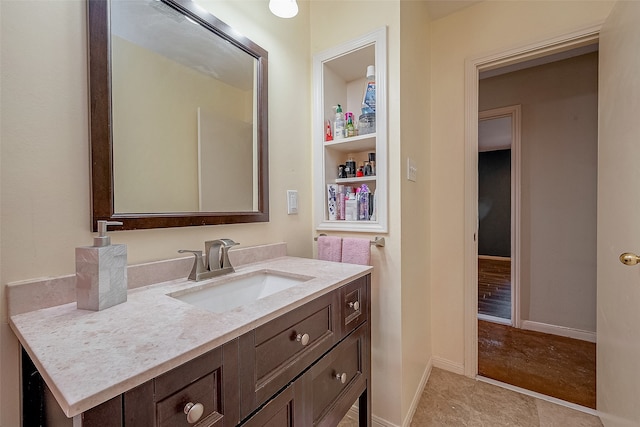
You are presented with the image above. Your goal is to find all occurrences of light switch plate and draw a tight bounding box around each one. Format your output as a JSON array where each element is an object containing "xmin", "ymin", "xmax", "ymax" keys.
[
  {"xmin": 407, "ymin": 158, "xmax": 418, "ymax": 182},
  {"xmin": 287, "ymin": 190, "xmax": 298, "ymax": 214}
]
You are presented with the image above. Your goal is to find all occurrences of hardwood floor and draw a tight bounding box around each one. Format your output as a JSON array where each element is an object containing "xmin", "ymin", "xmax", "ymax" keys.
[
  {"xmin": 478, "ymin": 320, "xmax": 596, "ymax": 409},
  {"xmin": 477, "ymin": 257, "xmax": 596, "ymax": 409},
  {"xmin": 478, "ymin": 257, "xmax": 511, "ymax": 319}
]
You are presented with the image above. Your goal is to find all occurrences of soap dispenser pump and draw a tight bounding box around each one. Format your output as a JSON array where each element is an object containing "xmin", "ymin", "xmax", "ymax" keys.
[{"xmin": 76, "ymin": 221, "xmax": 128, "ymax": 311}]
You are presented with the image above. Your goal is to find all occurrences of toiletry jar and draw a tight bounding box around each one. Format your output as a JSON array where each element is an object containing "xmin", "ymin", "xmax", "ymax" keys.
[{"xmin": 358, "ymin": 113, "xmax": 376, "ymax": 135}]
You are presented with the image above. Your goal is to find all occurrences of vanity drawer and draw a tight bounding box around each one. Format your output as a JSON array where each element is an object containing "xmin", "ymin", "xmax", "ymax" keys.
[
  {"xmin": 239, "ymin": 290, "xmax": 339, "ymax": 418},
  {"xmin": 340, "ymin": 275, "xmax": 369, "ymax": 338},
  {"xmin": 156, "ymin": 373, "xmax": 221, "ymax": 427},
  {"xmin": 308, "ymin": 324, "xmax": 367, "ymax": 427},
  {"xmin": 122, "ymin": 342, "xmax": 239, "ymax": 427}
]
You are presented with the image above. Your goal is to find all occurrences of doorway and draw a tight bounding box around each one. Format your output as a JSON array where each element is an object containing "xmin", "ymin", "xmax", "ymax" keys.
[
  {"xmin": 464, "ymin": 28, "xmax": 600, "ymax": 410},
  {"xmin": 477, "ymin": 106, "xmax": 520, "ymax": 326}
]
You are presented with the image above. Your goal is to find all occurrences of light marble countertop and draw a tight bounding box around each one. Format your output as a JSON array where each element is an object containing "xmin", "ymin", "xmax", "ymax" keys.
[{"xmin": 9, "ymin": 255, "xmax": 371, "ymax": 418}]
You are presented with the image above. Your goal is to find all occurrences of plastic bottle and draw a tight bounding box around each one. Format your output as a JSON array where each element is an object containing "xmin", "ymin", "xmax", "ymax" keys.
[
  {"xmin": 345, "ymin": 192, "xmax": 357, "ymax": 221},
  {"xmin": 358, "ymin": 184, "xmax": 370, "ymax": 221},
  {"xmin": 362, "ymin": 65, "xmax": 376, "ymax": 114},
  {"xmin": 333, "ymin": 104, "xmax": 345, "ymax": 139},
  {"xmin": 345, "ymin": 112, "xmax": 356, "ymax": 137},
  {"xmin": 325, "ymin": 120, "xmax": 333, "ymax": 141}
]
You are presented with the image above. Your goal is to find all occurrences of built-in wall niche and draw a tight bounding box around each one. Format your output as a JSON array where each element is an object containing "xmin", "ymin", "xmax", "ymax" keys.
[{"xmin": 313, "ymin": 28, "xmax": 387, "ymax": 233}]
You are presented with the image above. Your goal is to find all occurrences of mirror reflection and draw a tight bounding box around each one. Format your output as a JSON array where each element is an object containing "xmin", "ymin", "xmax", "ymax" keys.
[{"xmin": 110, "ymin": 0, "xmax": 259, "ymax": 213}]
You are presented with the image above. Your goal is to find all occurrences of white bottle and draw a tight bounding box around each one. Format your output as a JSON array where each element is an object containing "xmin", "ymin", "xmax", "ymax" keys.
[
  {"xmin": 334, "ymin": 104, "xmax": 345, "ymax": 139},
  {"xmin": 345, "ymin": 193, "xmax": 357, "ymax": 221}
]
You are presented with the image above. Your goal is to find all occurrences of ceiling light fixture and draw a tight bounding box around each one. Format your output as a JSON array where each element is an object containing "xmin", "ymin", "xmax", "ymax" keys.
[{"xmin": 269, "ymin": 0, "xmax": 298, "ymax": 18}]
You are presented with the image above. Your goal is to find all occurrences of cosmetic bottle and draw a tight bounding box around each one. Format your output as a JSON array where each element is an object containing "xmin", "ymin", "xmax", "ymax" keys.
[
  {"xmin": 368, "ymin": 152, "xmax": 376, "ymax": 175},
  {"xmin": 345, "ymin": 155, "xmax": 356, "ymax": 178},
  {"xmin": 325, "ymin": 119, "xmax": 333, "ymax": 141},
  {"xmin": 327, "ymin": 184, "xmax": 338, "ymax": 220},
  {"xmin": 345, "ymin": 112, "xmax": 356, "ymax": 137},
  {"xmin": 334, "ymin": 105, "xmax": 345, "ymax": 139},
  {"xmin": 358, "ymin": 184, "xmax": 370, "ymax": 221},
  {"xmin": 345, "ymin": 192, "xmax": 357, "ymax": 221}
]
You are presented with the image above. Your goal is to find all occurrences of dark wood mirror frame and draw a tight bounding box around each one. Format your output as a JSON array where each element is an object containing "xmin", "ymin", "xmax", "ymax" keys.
[{"xmin": 88, "ymin": 0, "xmax": 269, "ymax": 231}]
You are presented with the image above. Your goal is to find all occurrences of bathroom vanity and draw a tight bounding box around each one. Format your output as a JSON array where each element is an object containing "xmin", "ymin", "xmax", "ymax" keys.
[{"xmin": 8, "ymin": 245, "xmax": 371, "ymax": 426}]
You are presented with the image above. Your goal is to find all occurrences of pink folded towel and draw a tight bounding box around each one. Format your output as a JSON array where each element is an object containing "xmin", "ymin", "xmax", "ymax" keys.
[
  {"xmin": 317, "ymin": 236, "xmax": 343, "ymax": 262},
  {"xmin": 341, "ymin": 237, "xmax": 371, "ymax": 266}
]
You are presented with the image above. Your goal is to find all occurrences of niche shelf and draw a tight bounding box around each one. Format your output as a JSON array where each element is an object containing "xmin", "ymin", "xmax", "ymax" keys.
[{"xmin": 313, "ymin": 28, "xmax": 387, "ymax": 233}]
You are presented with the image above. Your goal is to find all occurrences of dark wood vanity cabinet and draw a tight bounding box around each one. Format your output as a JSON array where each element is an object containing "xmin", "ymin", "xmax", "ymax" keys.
[
  {"xmin": 238, "ymin": 290, "xmax": 340, "ymax": 418},
  {"xmin": 81, "ymin": 340, "xmax": 240, "ymax": 427},
  {"xmin": 239, "ymin": 274, "xmax": 371, "ymax": 427},
  {"xmin": 75, "ymin": 274, "xmax": 371, "ymax": 427}
]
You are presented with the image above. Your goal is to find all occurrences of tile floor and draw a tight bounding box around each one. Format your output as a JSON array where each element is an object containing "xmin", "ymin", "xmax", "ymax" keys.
[{"xmin": 339, "ymin": 368, "xmax": 603, "ymax": 426}]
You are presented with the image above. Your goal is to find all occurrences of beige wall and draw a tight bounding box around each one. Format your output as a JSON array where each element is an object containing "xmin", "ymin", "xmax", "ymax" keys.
[
  {"xmin": 400, "ymin": 0, "xmax": 432, "ymax": 423},
  {"xmin": 0, "ymin": 1, "xmax": 312, "ymax": 425},
  {"xmin": 311, "ymin": 2, "xmax": 433, "ymax": 425},
  {"xmin": 430, "ymin": 0, "xmax": 614, "ymax": 370},
  {"xmin": 310, "ymin": 2, "xmax": 405, "ymax": 424},
  {"xmin": 480, "ymin": 52, "xmax": 598, "ymax": 333}
]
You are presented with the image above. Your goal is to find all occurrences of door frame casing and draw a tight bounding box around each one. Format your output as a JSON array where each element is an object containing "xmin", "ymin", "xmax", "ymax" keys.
[
  {"xmin": 478, "ymin": 105, "xmax": 521, "ymax": 328},
  {"xmin": 463, "ymin": 24, "xmax": 602, "ymax": 378}
]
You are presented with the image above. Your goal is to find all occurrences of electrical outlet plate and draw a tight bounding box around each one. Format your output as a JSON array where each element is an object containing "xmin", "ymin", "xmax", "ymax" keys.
[
  {"xmin": 407, "ymin": 158, "xmax": 417, "ymax": 182},
  {"xmin": 287, "ymin": 190, "xmax": 298, "ymax": 214}
]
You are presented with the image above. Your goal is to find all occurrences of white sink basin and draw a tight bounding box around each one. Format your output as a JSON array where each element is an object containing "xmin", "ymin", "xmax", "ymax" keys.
[{"xmin": 170, "ymin": 271, "xmax": 313, "ymax": 314}]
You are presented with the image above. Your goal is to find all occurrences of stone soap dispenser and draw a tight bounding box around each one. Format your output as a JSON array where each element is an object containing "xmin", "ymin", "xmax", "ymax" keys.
[{"xmin": 76, "ymin": 221, "xmax": 127, "ymax": 311}]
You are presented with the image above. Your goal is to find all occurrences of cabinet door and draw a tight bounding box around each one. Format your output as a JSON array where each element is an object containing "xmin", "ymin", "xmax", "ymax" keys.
[
  {"xmin": 304, "ymin": 324, "xmax": 368, "ymax": 427},
  {"xmin": 239, "ymin": 291, "xmax": 338, "ymax": 418},
  {"xmin": 239, "ymin": 382, "xmax": 305, "ymax": 427}
]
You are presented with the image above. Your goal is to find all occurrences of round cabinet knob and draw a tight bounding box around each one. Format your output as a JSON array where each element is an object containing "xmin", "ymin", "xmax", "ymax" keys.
[
  {"xmin": 184, "ymin": 402, "xmax": 204, "ymax": 424},
  {"xmin": 335, "ymin": 372, "xmax": 347, "ymax": 384},
  {"xmin": 348, "ymin": 301, "xmax": 360, "ymax": 311},
  {"xmin": 296, "ymin": 333, "xmax": 310, "ymax": 346},
  {"xmin": 620, "ymin": 252, "xmax": 640, "ymax": 266}
]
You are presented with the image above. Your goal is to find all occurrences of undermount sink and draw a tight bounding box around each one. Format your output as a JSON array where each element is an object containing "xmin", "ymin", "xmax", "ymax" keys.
[{"xmin": 170, "ymin": 271, "xmax": 313, "ymax": 314}]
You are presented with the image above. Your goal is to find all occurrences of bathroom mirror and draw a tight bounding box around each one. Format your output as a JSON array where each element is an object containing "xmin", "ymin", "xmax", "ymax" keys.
[{"xmin": 88, "ymin": 0, "xmax": 269, "ymax": 230}]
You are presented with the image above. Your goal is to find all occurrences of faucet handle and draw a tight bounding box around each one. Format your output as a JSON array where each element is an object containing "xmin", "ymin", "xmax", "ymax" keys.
[
  {"xmin": 178, "ymin": 250, "xmax": 205, "ymax": 281},
  {"xmin": 219, "ymin": 239, "xmax": 239, "ymax": 269},
  {"xmin": 219, "ymin": 239, "xmax": 240, "ymax": 248}
]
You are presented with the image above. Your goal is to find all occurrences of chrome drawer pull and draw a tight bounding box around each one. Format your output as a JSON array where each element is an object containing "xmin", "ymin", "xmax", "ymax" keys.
[
  {"xmin": 296, "ymin": 333, "xmax": 310, "ymax": 346},
  {"xmin": 335, "ymin": 372, "xmax": 347, "ymax": 384},
  {"xmin": 184, "ymin": 402, "xmax": 204, "ymax": 424},
  {"xmin": 348, "ymin": 301, "xmax": 360, "ymax": 311}
]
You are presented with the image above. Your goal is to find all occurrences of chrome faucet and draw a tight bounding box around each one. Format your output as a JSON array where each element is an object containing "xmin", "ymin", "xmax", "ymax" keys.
[{"xmin": 179, "ymin": 239, "xmax": 240, "ymax": 281}]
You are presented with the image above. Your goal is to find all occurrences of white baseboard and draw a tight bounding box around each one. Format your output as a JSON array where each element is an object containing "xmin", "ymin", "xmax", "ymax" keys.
[
  {"xmin": 478, "ymin": 255, "xmax": 511, "ymax": 261},
  {"xmin": 432, "ymin": 356, "xmax": 465, "ymax": 375},
  {"xmin": 351, "ymin": 360, "xmax": 433, "ymax": 427},
  {"xmin": 521, "ymin": 320, "xmax": 596, "ymax": 343},
  {"xmin": 401, "ymin": 359, "xmax": 433, "ymax": 427},
  {"xmin": 372, "ymin": 413, "xmax": 398, "ymax": 427},
  {"xmin": 477, "ymin": 313, "xmax": 512, "ymax": 325}
]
